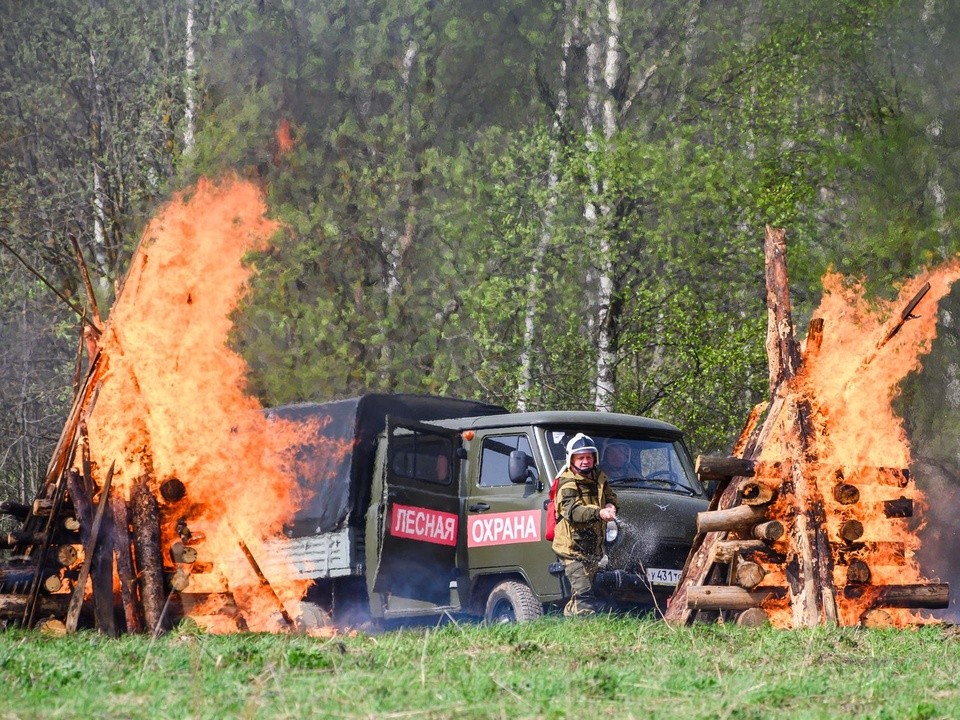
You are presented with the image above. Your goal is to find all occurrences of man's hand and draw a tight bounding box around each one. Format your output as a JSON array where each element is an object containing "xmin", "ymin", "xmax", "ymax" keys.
[{"xmin": 599, "ymin": 504, "xmax": 617, "ymax": 522}]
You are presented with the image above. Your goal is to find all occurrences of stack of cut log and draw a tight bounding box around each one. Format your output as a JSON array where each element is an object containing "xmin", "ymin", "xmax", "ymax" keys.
[
  {"xmin": 663, "ymin": 227, "xmax": 950, "ymax": 628},
  {"xmin": 0, "ymin": 349, "xmax": 176, "ymax": 634}
]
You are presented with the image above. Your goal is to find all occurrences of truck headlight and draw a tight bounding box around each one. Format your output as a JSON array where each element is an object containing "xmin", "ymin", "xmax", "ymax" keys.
[{"xmin": 605, "ymin": 520, "xmax": 619, "ymax": 543}]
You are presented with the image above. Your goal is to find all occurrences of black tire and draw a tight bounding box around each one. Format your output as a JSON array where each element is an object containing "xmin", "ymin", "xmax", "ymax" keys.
[{"xmin": 484, "ymin": 580, "xmax": 543, "ymax": 624}]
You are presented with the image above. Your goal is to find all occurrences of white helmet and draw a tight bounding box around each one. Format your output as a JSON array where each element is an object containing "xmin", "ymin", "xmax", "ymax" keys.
[{"xmin": 565, "ymin": 433, "xmax": 598, "ymax": 466}]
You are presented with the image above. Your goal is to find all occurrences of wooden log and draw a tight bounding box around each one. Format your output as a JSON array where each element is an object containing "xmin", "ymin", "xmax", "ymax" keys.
[
  {"xmin": 32, "ymin": 498, "xmax": 54, "ymax": 516},
  {"xmin": 846, "ymin": 559, "xmax": 871, "ymax": 585},
  {"xmin": 687, "ymin": 585, "xmax": 786, "ymax": 611},
  {"xmin": 0, "ymin": 593, "xmax": 71, "ymax": 620},
  {"xmin": 65, "ymin": 462, "xmax": 114, "ymax": 633},
  {"xmin": 842, "ymin": 583, "xmax": 949, "ymax": 609},
  {"xmin": 169, "ymin": 568, "xmax": 190, "ymax": 592},
  {"xmin": 715, "ymin": 540, "xmax": 769, "ymax": 563},
  {"xmin": 734, "ymin": 561, "xmax": 766, "ymax": 590},
  {"xmin": 159, "ymin": 477, "xmax": 186, "ymax": 503},
  {"xmin": 131, "ymin": 476, "xmax": 167, "ymax": 635},
  {"xmin": 751, "ymin": 520, "xmax": 784, "ymax": 542},
  {"xmin": 0, "ymin": 501, "xmax": 30, "ymax": 521},
  {"xmin": 832, "ymin": 483, "xmax": 860, "ymax": 505},
  {"xmin": 63, "ymin": 517, "xmax": 81, "ymax": 532},
  {"xmin": 0, "ymin": 531, "xmax": 50, "ymax": 548},
  {"xmin": 839, "ymin": 519, "xmax": 864, "ymax": 543},
  {"xmin": 736, "ymin": 607, "xmax": 770, "ymax": 627},
  {"xmin": 110, "ymin": 494, "xmax": 142, "ymax": 634},
  {"xmin": 43, "ymin": 575, "xmax": 63, "ymax": 594},
  {"xmin": 883, "ymin": 497, "xmax": 913, "ymax": 518},
  {"xmin": 38, "ymin": 617, "xmax": 67, "ymax": 636},
  {"xmin": 170, "ymin": 542, "xmax": 198, "ymax": 564},
  {"xmin": 57, "ymin": 545, "xmax": 79, "ymax": 567},
  {"xmin": 695, "ymin": 455, "xmax": 756, "ymax": 482},
  {"xmin": 740, "ymin": 480, "xmax": 776, "ymax": 506},
  {"xmin": 763, "ymin": 225, "xmax": 801, "ymax": 396},
  {"xmin": 697, "ymin": 504, "xmax": 768, "ymax": 533},
  {"xmin": 0, "ymin": 566, "xmax": 59, "ymax": 588}
]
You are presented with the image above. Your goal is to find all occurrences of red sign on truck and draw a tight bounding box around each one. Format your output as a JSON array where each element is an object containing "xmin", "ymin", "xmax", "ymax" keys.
[
  {"xmin": 389, "ymin": 503, "xmax": 458, "ymax": 546},
  {"xmin": 467, "ymin": 510, "xmax": 541, "ymax": 547}
]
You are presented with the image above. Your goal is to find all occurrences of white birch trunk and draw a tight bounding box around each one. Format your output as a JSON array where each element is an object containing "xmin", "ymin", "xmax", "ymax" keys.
[
  {"xmin": 592, "ymin": 0, "xmax": 622, "ymax": 412},
  {"xmin": 183, "ymin": 0, "xmax": 197, "ymax": 154},
  {"xmin": 88, "ymin": 48, "xmax": 110, "ymax": 294},
  {"xmin": 922, "ymin": 0, "xmax": 947, "ymax": 249},
  {"xmin": 517, "ymin": 0, "xmax": 577, "ymax": 411}
]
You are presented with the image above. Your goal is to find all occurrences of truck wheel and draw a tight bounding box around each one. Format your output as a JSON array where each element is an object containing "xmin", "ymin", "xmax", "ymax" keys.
[{"xmin": 484, "ymin": 580, "xmax": 543, "ymax": 624}]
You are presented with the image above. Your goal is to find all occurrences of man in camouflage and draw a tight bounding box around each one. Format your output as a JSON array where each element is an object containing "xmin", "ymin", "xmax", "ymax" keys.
[{"xmin": 551, "ymin": 433, "xmax": 618, "ymax": 616}]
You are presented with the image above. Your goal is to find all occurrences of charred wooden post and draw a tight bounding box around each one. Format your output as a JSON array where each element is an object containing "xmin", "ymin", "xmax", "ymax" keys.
[
  {"xmin": 131, "ymin": 476, "xmax": 167, "ymax": 635},
  {"xmin": 65, "ymin": 462, "xmax": 114, "ymax": 633},
  {"xmin": 784, "ymin": 398, "xmax": 838, "ymax": 626},
  {"xmin": 110, "ymin": 494, "xmax": 143, "ymax": 634},
  {"xmin": 763, "ymin": 226, "xmax": 801, "ymax": 397}
]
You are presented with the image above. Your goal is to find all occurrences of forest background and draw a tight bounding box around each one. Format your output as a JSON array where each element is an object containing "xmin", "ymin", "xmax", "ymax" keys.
[{"xmin": 1, "ymin": 0, "xmax": 959, "ymax": 508}]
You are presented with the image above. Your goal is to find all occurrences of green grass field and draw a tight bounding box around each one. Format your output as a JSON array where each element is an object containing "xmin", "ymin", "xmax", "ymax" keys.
[{"xmin": 0, "ymin": 617, "xmax": 957, "ymax": 719}]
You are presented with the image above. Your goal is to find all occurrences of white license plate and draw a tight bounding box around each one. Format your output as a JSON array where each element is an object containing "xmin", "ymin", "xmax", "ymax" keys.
[{"xmin": 646, "ymin": 567, "xmax": 682, "ymax": 586}]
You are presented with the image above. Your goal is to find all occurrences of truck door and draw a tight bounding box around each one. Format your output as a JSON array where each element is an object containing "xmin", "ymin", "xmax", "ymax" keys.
[
  {"xmin": 371, "ymin": 418, "xmax": 461, "ymax": 606},
  {"xmin": 465, "ymin": 431, "xmax": 559, "ymax": 600}
]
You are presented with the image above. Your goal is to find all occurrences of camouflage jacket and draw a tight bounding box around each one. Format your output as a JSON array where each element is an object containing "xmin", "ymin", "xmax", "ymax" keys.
[{"xmin": 550, "ymin": 468, "xmax": 618, "ymax": 562}]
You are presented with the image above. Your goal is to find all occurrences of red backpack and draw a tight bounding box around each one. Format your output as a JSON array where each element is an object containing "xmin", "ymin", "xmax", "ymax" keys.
[{"xmin": 545, "ymin": 474, "xmax": 561, "ymax": 541}]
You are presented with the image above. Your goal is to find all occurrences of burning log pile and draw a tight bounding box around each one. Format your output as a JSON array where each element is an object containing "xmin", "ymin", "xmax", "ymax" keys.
[
  {"xmin": 0, "ymin": 178, "xmax": 323, "ymax": 635},
  {"xmin": 664, "ymin": 227, "xmax": 956, "ymax": 629}
]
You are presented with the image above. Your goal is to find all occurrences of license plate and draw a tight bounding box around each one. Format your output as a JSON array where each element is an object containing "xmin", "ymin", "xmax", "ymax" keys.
[{"xmin": 646, "ymin": 567, "xmax": 682, "ymax": 586}]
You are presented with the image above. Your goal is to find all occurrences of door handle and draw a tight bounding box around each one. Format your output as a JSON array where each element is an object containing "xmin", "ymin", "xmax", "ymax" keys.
[{"xmin": 469, "ymin": 502, "xmax": 490, "ymax": 513}]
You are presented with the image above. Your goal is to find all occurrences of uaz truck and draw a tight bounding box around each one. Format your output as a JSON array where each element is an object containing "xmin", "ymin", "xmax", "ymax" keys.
[{"xmin": 262, "ymin": 394, "xmax": 709, "ymax": 624}]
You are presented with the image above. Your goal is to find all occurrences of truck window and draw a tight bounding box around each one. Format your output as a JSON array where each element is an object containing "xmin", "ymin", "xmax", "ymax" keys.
[
  {"xmin": 479, "ymin": 435, "xmax": 533, "ymax": 487},
  {"xmin": 544, "ymin": 429, "xmax": 701, "ymax": 494},
  {"xmin": 390, "ymin": 434, "xmax": 454, "ymax": 486}
]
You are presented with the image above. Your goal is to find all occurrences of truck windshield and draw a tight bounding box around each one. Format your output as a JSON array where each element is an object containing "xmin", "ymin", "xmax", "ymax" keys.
[{"xmin": 543, "ymin": 429, "xmax": 701, "ymax": 495}]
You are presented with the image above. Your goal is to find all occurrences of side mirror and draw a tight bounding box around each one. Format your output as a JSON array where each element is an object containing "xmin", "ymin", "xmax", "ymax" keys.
[{"xmin": 508, "ymin": 450, "xmax": 540, "ymax": 484}]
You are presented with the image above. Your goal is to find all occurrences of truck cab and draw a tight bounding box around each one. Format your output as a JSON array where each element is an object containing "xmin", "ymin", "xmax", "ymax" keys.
[{"xmin": 364, "ymin": 410, "xmax": 709, "ymax": 623}]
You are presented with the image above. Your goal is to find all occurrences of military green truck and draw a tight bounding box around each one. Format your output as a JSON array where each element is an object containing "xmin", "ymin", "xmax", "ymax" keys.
[{"xmin": 265, "ymin": 394, "xmax": 709, "ymax": 624}]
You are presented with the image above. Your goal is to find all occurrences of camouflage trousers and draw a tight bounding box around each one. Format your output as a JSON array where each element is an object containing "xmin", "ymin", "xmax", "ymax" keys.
[{"xmin": 560, "ymin": 557, "xmax": 600, "ymax": 617}]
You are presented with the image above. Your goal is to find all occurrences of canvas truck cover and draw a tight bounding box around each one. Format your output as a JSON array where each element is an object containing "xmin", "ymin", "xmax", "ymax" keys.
[{"xmin": 265, "ymin": 394, "xmax": 508, "ymax": 535}]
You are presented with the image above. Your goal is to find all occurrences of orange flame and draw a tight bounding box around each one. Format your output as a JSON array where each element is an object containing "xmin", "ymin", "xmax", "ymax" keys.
[{"xmin": 83, "ymin": 176, "xmax": 343, "ymax": 632}]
